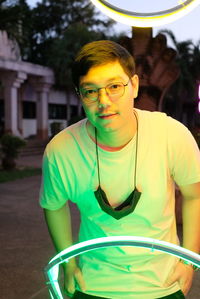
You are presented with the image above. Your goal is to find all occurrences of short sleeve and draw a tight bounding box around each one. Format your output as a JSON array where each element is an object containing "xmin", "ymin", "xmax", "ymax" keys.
[
  {"xmin": 39, "ymin": 146, "xmax": 69, "ymax": 210},
  {"xmin": 167, "ymin": 117, "xmax": 200, "ymax": 186}
]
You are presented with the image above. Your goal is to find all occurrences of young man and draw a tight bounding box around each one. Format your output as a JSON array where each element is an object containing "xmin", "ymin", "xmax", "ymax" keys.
[{"xmin": 40, "ymin": 40, "xmax": 200, "ymax": 299}]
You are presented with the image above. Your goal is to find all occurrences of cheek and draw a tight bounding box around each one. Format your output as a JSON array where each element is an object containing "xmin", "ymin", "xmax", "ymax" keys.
[
  {"xmin": 83, "ymin": 104, "xmax": 96, "ymax": 121},
  {"xmin": 120, "ymin": 98, "xmax": 133, "ymax": 112}
]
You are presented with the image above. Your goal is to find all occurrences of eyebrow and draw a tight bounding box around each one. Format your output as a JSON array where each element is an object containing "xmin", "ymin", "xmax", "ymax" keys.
[{"xmin": 80, "ymin": 76, "xmax": 125, "ymax": 87}]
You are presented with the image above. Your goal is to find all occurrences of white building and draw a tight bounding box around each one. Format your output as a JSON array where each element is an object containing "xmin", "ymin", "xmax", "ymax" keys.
[{"xmin": 0, "ymin": 31, "xmax": 82, "ymax": 140}]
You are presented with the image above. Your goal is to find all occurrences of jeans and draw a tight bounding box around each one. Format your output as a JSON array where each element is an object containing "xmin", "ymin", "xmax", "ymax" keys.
[{"xmin": 72, "ymin": 290, "xmax": 185, "ymax": 299}]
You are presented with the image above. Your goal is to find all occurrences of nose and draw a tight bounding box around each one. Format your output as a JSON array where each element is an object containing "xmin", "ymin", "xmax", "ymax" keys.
[{"xmin": 98, "ymin": 88, "xmax": 112, "ymax": 108}]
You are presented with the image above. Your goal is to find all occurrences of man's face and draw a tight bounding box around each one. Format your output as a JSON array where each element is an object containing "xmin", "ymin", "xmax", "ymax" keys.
[{"xmin": 79, "ymin": 60, "xmax": 139, "ymax": 133}]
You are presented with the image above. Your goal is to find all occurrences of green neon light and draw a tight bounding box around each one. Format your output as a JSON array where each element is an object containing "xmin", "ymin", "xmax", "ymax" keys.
[
  {"xmin": 90, "ymin": 0, "xmax": 200, "ymax": 27},
  {"xmin": 44, "ymin": 236, "xmax": 200, "ymax": 299}
]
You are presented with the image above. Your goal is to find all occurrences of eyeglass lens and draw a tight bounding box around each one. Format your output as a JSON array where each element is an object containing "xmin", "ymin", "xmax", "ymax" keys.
[{"xmin": 81, "ymin": 82, "xmax": 127, "ymax": 101}]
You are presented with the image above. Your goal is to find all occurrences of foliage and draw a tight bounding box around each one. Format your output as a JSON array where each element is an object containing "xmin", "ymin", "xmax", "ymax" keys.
[
  {"xmin": 0, "ymin": 133, "xmax": 26, "ymax": 158},
  {"xmin": 159, "ymin": 30, "xmax": 194, "ymax": 97},
  {"xmin": 0, "ymin": 0, "xmax": 33, "ymax": 60},
  {"xmin": 0, "ymin": 167, "xmax": 41, "ymax": 183},
  {"xmin": 31, "ymin": 0, "xmax": 114, "ymax": 41},
  {"xmin": 158, "ymin": 29, "xmax": 200, "ymax": 123},
  {"xmin": 30, "ymin": 0, "xmax": 115, "ymax": 72},
  {"xmin": 0, "ymin": 0, "xmax": 115, "ymax": 63},
  {"xmin": 46, "ymin": 23, "xmax": 108, "ymax": 89},
  {"xmin": 0, "ymin": 134, "xmax": 26, "ymax": 170},
  {"xmin": 0, "ymin": 0, "xmax": 116, "ymax": 87},
  {"xmin": 190, "ymin": 40, "xmax": 200, "ymax": 83}
]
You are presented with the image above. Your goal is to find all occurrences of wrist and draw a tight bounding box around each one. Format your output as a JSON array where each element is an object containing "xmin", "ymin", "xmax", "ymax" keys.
[
  {"xmin": 179, "ymin": 258, "xmax": 199, "ymax": 271},
  {"xmin": 62, "ymin": 258, "xmax": 77, "ymax": 271}
]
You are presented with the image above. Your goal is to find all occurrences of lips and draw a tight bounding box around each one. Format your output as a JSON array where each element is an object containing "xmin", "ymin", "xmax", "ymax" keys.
[{"xmin": 99, "ymin": 113, "xmax": 117, "ymax": 118}]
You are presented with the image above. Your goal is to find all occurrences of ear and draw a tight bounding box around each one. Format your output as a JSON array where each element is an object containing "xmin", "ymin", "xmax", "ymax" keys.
[
  {"xmin": 75, "ymin": 87, "xmax": 80, "ymax": 96},
  {"xmin": 131, "ymin": 74, "xmax": 139, "ymax": 98}
]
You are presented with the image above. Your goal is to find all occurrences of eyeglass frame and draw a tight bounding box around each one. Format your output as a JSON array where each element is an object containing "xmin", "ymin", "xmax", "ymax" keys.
[{"xmin": 77, "ymin": 79, "xmax": 131, "ymax": 102}]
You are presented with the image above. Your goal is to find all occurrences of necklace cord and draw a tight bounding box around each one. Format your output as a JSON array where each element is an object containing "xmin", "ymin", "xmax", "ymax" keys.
[
  {"xmin": 134, "ymin": 111, "xmax": 138, "ymax": 188},
  {"xmin": 95, "ymin": 127, "xmax": 101, "ymax": 186}
]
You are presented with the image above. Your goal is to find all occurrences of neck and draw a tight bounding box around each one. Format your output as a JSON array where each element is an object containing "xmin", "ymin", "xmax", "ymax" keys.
[{"xmin": 86, "ymin": 112, "xmax": 137, "ymax": 151}]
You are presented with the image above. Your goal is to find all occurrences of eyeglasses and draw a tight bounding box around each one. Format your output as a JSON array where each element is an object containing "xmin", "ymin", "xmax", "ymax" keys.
[{"xmin": 79, "ymin": 79, "xmax": 130, "ymax": 102}]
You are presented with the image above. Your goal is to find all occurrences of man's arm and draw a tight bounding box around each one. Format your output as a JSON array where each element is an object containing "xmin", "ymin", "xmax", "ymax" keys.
[
  {"xmin": 165, "ymin": 181, "xmax": 200, "ymax": 295},
  {"xmin": 43, "ymin": 203, "xmax": 86, "ymax": 295},
  {"xmin": 44, "ymin": 202, "xmax": 74, "ymax": 255},
  {"xmin": 180, "ymin": 181, "xmax": 200, "ymax": 254}
]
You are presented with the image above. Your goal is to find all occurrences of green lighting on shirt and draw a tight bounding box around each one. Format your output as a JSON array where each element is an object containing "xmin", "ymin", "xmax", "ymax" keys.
[{"xmin": 44, "ymin": 236, "xmax": 200, "ymax": 299}]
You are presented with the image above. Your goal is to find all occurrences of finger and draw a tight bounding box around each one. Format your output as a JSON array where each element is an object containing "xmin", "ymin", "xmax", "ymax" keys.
[
  {"xmin": 74, "ymin": 268, "xmax": 86, "ymax": 292},
  {"xmin": 164, "ymin": 273, "xmax": 179, "ymax": 287},
  {"xmin": 180, "ymin": 278, "xmax": 192, "ymax": 296},
  {"xmin": 64, "ymin": 275, "xmax": 75, "ymax": 295},
  {"xmin": 64, "ymin": 289, "xmax": 74, "ymax": 298}
]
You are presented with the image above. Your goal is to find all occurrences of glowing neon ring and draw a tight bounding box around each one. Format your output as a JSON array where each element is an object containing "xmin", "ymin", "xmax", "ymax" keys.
[
  {"xmin": 90, "ymin": 0, "xmax": 200, "ymax": 27},
  {"xmin": 44, "ymin": 236, "xmax": 200, "ymax": 299}
]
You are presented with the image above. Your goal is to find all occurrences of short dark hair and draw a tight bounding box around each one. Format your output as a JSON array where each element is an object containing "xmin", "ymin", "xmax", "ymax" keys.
[{"xmin": 71, "ymin": 40, "xmax": 135, "ymax": 88}]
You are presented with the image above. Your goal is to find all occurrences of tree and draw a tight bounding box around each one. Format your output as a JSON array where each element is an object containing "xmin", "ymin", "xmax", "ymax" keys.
[
  {"xmin": 159, "ymin": 30, "xmax": 200, "ymax": 124},
  {"xmin": 46, "ymin": 23, "xmax": 108, "ymax": 89},
  {"xmin": 30, "ymin": 0, "xmax": 115, "ymax": 64},
  {"xmin": 0, "ymin": 0, "xmax": 33, "ymax": 60},
  {"xmin": 0, "ymin": 0, "xmax": 115, "ymax": 63},
  {"xmin": 32, "ymin": 0, "xmax": 114, "ymax": 39},
  {"xmin": 0, "ymin": 134, "xmax": 26, "ymax": 170},
  {"xmin": 190, "ymin": 40, "xmax": 200, "ymax": 85}
]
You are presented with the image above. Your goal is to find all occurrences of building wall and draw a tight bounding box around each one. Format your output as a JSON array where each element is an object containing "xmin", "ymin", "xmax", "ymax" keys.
[{"xmin": 21, "ymin": 83, "xmax": 80, "ymax": 138}]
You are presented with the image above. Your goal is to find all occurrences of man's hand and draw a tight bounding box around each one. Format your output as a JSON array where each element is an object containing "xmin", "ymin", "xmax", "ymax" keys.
[
  {"xmin": 164, "ymin": 260, "xmax": 194, "ymax": 295},
  {"xmin": 63, "ymin": 261, "xmax": 86, "ymax": 298}
]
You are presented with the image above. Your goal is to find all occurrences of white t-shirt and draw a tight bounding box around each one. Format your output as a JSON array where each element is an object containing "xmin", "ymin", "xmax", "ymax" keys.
[{"xmin": 40, "ymin": 109, "xmax": 200, "ymax": 298}]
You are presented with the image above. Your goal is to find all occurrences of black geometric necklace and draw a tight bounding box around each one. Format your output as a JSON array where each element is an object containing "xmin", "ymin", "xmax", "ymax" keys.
[{"xmin": 94, "ymin": 111, "xmax": 141, "ymax": 220}]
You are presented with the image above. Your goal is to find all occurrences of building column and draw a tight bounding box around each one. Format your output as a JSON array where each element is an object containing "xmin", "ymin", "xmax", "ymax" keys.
[
  {"xmin": 18, "ymin": 85, "xmax": 25, "ymax": 136},
  {"xmin": 31, "ymin": 77, "xmax": 53, "ymax": 140},
  {"xmin": 3, "ymin": 71, "xmax": 27, "ymax": 136},
  {"xmin": 37, "ymin": 85, "xmax": 50, "ymax": 140}
]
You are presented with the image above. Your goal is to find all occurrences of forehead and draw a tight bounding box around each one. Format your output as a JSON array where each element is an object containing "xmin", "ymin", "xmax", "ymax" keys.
[{"xmin": 79, "ymin": 61, "xmax": 129, "ymax": 87}]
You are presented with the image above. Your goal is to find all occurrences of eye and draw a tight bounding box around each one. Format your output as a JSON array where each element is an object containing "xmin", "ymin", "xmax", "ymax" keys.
[
  {"xmin": 83, "ymin": 88, "xmax": 97, "ymax": 97},
  {"xmin": 108, "ymin": 83, "xmax": 123, "ymax": 92},
  {"xmin": 110, "ymin": 83, "xmax": 121, "ymax": 89},
  {"xmin": 88, "ymin": 89, "xmax": 96, "ymax": 94}
]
